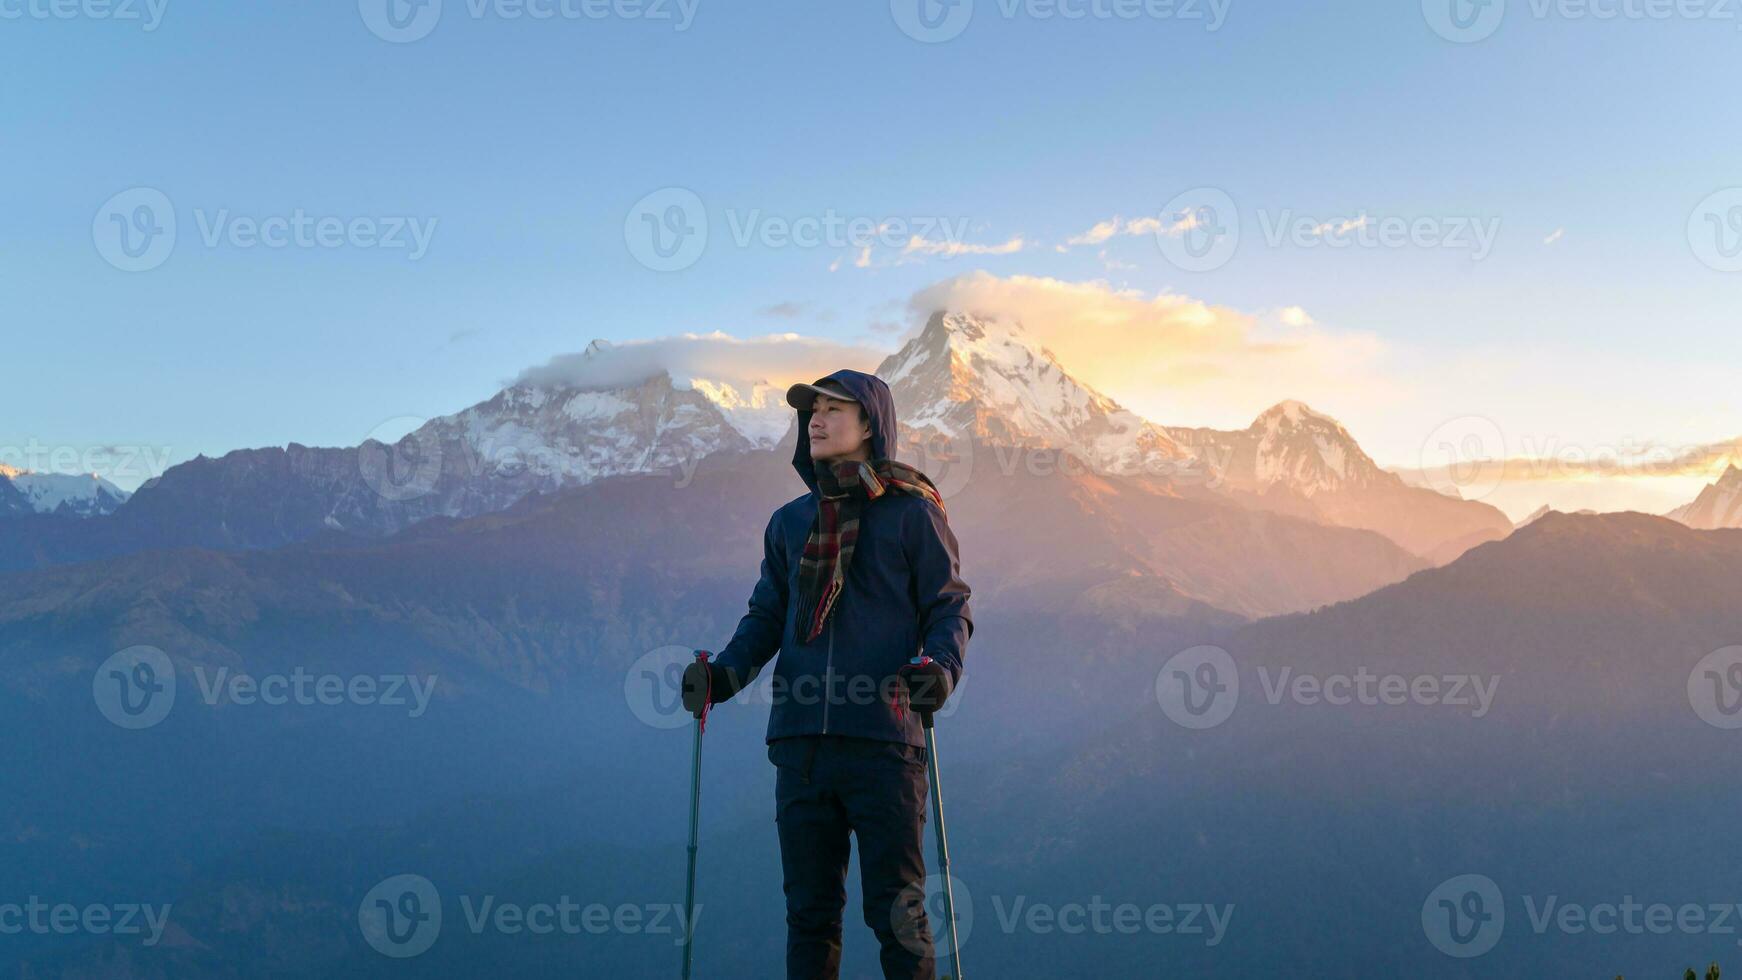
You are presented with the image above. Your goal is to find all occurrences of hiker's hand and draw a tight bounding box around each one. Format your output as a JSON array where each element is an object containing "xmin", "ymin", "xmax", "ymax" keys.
[
  {"xmin": 681, "ymin": 655, "xmax": 744, "ymax": 716},
  {"xmin": 898, "ymin": 658, "xmax": 952, "ymax": 714}
]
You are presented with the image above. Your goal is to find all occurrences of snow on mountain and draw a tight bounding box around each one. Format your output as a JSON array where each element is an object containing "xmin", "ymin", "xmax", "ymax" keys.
[
  {"xmin": 0, "ymin": 465, "xmax": 129, "ymax": 517},
  {"xmin": 685, "ymin": 377, "xmax": 791, "ymax": 448},
  {"xmin": 42, "ymin": 313, "xmax": 1494, "ymax": 564},
  {"xmin": 870, "ymin": 311, "xmax": 1193, "ymax": 477},
  {"xmin": 1167, "ymin": 400, "xmax": 1512, "ymax": 562},
  {"xmin": 1168, "ymin": 399, "xmax": 1392, "ymax": 497},
  {"xmin": 411, "ymin": 366, "xmax": 757, "ymax": 493},
  {"xmin": 106, "ymin": 353, "xmax": 767, "ymax": 547},
  {"xmin": 1667, "ymin": 463, "xmax": 1742, "ymax": 529}
]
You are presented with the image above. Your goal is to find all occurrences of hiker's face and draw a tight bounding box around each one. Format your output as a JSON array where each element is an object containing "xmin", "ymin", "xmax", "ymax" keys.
[{"xmin": 808, "ymin": 394, "xmax": 871, "ymax": 461}]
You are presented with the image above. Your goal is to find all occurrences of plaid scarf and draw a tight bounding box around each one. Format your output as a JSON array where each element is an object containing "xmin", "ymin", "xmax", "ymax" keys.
[{"xmin": 796, "ymin": 456, "xmax": 946, "ymax": 643}]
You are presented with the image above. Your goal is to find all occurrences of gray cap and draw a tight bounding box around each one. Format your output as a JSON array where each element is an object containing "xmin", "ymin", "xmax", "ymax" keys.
[{"xmin": 784, "ymin": 378, "xmax": 858, "ymax": 411}]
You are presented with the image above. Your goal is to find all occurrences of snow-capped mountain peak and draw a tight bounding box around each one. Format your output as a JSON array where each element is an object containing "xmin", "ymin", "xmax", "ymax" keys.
[
  {"xmin": 1248, "ymin": 399, "xmax": 1380, "ymax": 493},
  {"xmin": 685, "ymin": 377, "xmax": 791, "ymax": 448},
  {"xmin": 415, "ymin": 368, "xmax": 756, "ymax": 489},
  {"xmin": 1169, "ymin": 399, "xmax": 1390, "ymax": 498},
  {"xmin": 873, "ymin": 311, "xmax": 1188, "ymax": 474},
  {"xmin": 1667, "ymin": 462, "xmax": 1742, "ymax": 530},
  {"xmin": 0, "ymin": 466, "xmax": 130, "ymax": 517}
]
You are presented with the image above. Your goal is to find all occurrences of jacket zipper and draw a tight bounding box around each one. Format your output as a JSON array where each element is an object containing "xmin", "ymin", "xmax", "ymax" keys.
[{"xmin": 821, "ymin": 616, "xmax": 834, "ymax": 735}]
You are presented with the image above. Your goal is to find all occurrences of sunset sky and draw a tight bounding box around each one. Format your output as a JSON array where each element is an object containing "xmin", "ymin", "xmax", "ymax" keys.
[{"xmin": 4, "ymin": 2, "xmax": 1739, "ymax": 516}]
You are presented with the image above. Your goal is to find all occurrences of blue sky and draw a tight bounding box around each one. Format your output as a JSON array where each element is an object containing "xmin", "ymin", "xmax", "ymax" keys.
[{"xmin": 3, "ymin": 0, "xmax": 1739, "ymax": 512}]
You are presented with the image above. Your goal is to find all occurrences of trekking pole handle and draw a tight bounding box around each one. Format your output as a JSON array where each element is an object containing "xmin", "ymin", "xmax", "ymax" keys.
[{"xmin": 908, "ymin": 656, "xmax": 937, "ymax": 730}]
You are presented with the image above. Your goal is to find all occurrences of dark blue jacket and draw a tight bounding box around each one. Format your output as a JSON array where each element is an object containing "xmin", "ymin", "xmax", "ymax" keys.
[{"xmin": 711, "ymin": 369, "xmax": 973, "ymax": 748}]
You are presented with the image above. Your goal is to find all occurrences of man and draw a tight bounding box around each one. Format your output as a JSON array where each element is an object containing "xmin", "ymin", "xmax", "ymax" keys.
[{"xmin": 683, "ymin": 368, "xmax": 973, "ymax": 980}]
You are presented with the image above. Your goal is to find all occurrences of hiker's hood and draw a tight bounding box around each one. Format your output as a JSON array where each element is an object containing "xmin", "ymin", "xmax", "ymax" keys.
[{"xmin": 791, "ymin": 368, "xmax": 898, "ymax": 495}]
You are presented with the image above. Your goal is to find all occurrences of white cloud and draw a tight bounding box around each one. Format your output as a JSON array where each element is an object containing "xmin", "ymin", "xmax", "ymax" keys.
[
  {"xmin": 1309, "ymin": 215, "xmax": 1370, "ymax": 237},
  {"xmin": 512, "ymin": 331, "xmax": 881, "ymax": 394},
  {"xmin": 905, "ymin": 272, "xmax": 1396, "ymax": 430},
  {"xmin": 1543, "ymin": 228, "xmax": 1565, "ymax": 245},
  {"xmin": 1098, "ymin": 249, "xmax": 1135, "ymax": 272},
  {"xmin": 906, "ymin": 273, "xmax": 1742, "ymax": 518},
  {"xmin": 900, "ymin": 234, "xmax": 1028, "ymax": 260},
  {"xmin": 1063, "ymin": 217, "xmax": 1120, "ymax": 248},
  {"xmin": 1059, "ymin": 212, "xmax": 1200, "ymax": 251}
]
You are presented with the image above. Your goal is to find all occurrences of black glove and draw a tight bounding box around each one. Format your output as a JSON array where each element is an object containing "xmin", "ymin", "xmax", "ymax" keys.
[
  {"xmin": 681, "ymin": 655, "xmax": 744, "ymax": 717},
  {"xmin": 897, "ymin": 657, "xmax": 952, "ymax": 715}
]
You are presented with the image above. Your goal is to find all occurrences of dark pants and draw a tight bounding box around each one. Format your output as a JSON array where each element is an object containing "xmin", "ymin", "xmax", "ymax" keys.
[{"xmin": 768, "ymin": 734, "xmax": 935, "ymax": 980}]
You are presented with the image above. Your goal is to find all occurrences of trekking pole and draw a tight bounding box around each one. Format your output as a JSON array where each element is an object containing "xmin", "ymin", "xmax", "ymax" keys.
[
  {"xmin": 911, "ymin": 656, "xmax": 964, "ymax": 980},
  {"xmin": 681, "ymin": 651, "xmax": 714, "ymax": 980}
]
